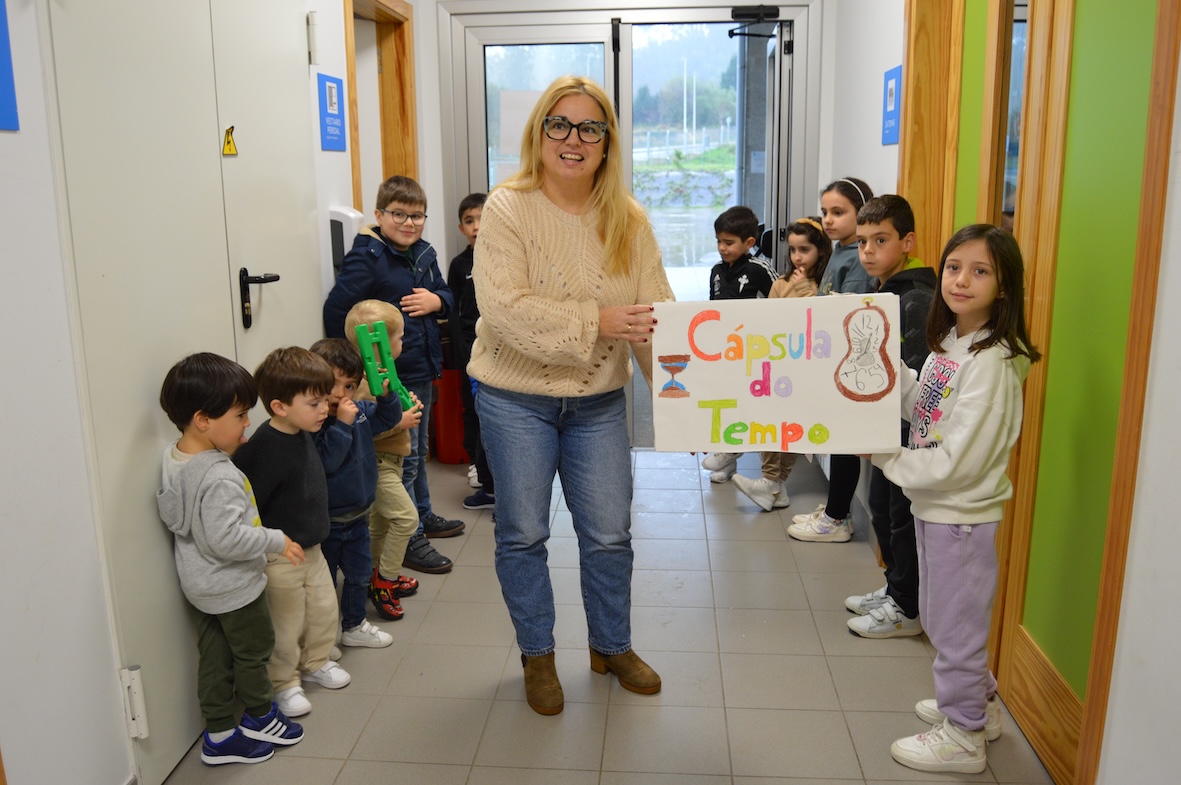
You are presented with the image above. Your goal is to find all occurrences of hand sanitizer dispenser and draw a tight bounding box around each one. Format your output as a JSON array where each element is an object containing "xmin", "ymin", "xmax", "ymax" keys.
[{"xmin": 329, "ymin": 206, "xmax": 364, "ymax": 276}]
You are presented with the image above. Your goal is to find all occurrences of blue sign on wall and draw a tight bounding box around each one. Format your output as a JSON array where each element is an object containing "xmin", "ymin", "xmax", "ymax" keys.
[
  {"xmin": 1, "ymin": 0, "xmax": 19, "ymax": 131},
  {"xmin": 318, "ymin": 73, "xmax": 345, "ymax": 152},
  {"xmin": 882, "ymin": 65, "xmax": 902, "ymax": 146}
]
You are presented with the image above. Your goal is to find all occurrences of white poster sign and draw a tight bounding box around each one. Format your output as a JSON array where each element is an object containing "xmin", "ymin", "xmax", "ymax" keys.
[{"xmin": 651, "ymin": 295, "xmax": 903, "ymax": 454}]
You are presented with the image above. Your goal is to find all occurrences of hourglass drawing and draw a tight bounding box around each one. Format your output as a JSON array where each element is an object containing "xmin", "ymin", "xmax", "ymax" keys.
[{"xmin": 657, "ymin": 354, "xmax": 692, "ymax": 398}]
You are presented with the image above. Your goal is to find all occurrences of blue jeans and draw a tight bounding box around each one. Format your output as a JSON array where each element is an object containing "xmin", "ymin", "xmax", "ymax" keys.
[
  {"xmin": 321, "ymin": 517, "xmax": 373, "ymax": 631},
  {"xmin": 477, "ymin": 384, "xmax": 635, "ymax": 656},
  {"xmin": 402, "ymin": 378, "xmax": 435, "ymax": 529}
]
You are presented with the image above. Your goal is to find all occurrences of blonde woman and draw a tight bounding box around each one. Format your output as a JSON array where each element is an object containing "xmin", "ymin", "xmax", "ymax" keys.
[{"xmin": 469, "ymin": 76, "xmax": 674, "ymax": 715}]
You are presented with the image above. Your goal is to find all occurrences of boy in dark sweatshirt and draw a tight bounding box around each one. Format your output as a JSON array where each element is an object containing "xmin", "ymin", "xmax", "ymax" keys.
[
  {"xmin": 447, "ymin": 192, "xmax": 497, "ymax": 510},
  {"xmin": 845, "ymin": 195, "xmax": 937, "ymax": 640},
  {"xmin": 703, "ymin": 205, "xmax": 778, "ymax": 481}
]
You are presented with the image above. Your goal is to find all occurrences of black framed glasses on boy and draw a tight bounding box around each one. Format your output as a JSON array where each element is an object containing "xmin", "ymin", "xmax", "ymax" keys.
[
  {"xmin": 379, "ymin": 209, "xmax": 427, "ymax": 225},
  {"xmin": 542, "ymin": 116, "xmax": 608, "ymax": 144}
]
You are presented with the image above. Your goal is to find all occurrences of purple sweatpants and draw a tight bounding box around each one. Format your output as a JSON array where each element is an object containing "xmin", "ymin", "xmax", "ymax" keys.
[{"xmin": 916, "ymin": 517, "xmax": 999, "ymax": 731}]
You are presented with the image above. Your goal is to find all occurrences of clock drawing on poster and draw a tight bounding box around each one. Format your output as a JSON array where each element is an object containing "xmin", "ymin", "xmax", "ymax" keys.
[{"xmin": 834, "ymin": 299, "xmax": 896, "ymax": 402}]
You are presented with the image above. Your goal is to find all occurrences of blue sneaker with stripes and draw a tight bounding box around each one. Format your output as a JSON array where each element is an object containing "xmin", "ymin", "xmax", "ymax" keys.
[
  {"xmin": 239, "ymin": 702, "xmax": 304, "ymax": 746},
  {"xmin": 200, "ymin": 729, "xmax": 274, "ymax": 765}
]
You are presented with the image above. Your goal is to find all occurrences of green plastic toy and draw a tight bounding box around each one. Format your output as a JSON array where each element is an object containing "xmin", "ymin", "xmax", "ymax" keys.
[{"xmin": 353, "ymin": 322, "xmax": 414, "ymax": 410}]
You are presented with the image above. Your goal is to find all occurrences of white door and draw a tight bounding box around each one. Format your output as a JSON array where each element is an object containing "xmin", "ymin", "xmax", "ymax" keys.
[
  {"xmin": 47, "ymin": 2, "xmax": 322, "ymax": 784},
  {"xmin": 211, "ymin": 1, "xmax": 325, "ymax": 368}
]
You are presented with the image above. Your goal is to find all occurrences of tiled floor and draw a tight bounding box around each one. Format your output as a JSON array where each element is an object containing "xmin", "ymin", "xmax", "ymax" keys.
[{"xmin": 163, "ymin": 452, "xmax": 1053, "ymax": 785}]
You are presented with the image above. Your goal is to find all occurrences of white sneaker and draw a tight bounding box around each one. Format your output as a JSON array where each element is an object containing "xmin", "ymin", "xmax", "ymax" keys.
[
  {"xmin": 787, "ymin": 513, "xmax": 852, "ymax": 542},
  {"xmin": 275, "ymin": 686, "xmax": 311, "ymax": 717},
  {"xmin": 846, "ymin": 596, "xmax": 923, "ymax": 638},
  {"xmin": 702, "ymin": 452, "xmax": 738, "ymax": 471},
  {"xmin": 468, "ymin": 464, "xmax": 481, "ymax": 488},
  {"xmin": 709, "ymin": 464, "xmax": 738, "ymax": 483},
  {"xmin": 341, "ymin": 619, "xmax": 394, "ymax": 648},
  {"xmin": 731, "ymin": 475, "xmax": 789, "ymax": 512},
  {"xmin": 845, "ymin": 585, "xmax": 889, "ymax": 615},
  {"xmin": 891, "ymin": 720, "xmax": 987, "ymax": 774},
  {"xmin": 301, "ymin": 660, "xmax": 351, "ymax": 689},
  {"xmin": 916, "ymin": 695, "xmax": 1002, "ymax": 741},
  {"xmin": 791, "ymin": 504, "xmax": 827, "ymax": 525}
]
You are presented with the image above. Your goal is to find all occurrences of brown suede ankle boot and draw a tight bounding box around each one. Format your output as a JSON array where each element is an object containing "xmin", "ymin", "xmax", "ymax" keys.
[
  {"xmin": 521, "ymin": 652, "xmax": 564, "ymax": 715},
  {"xmin": 588, "ymin": 648, "xmax": 662, "ymax": 694}
]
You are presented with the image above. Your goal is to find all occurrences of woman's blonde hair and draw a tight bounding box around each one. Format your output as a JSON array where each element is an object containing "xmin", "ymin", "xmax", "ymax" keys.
[{"xmin": 500, "ymin": 75, "xmax": 645, "ymax": 277}]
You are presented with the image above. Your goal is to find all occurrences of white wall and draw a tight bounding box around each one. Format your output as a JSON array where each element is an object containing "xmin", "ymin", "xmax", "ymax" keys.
[
  {"xmin": 0, "ymin": 3, "xmax": 132, "ymax": 784},
  {"xmin": 815, "ymin": 0, "xmax": 903, "ymax": 199},
  {"xmin": 409, "ymin": 0, "xmax": 451, "ymax": 262},
  {"xmin": 810, "ymin": 0, "xmax": 905, "ymax": 517},
  {"xmin": 1096, "ymin": 54, "xmax": 1181, "ymax": 784},
  {"xmin": 354, "ymin": 17, "xmax": 384, "ymax": 218},
  {"xmin": 309, "ymin": 0, "xmax": 360, "ymax": 297}
]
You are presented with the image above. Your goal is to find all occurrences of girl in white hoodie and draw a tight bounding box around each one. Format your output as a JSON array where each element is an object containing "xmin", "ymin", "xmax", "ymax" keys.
[{"xmin": 872, "ymin": 224, "xmax": 1041, "ymax": 774}]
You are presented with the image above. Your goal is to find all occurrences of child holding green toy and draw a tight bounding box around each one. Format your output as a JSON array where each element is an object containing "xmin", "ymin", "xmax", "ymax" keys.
[
  {"xmin": 309, "ymin": 337, "xmax": 409, "ymax": 639},
  {"xmin": 345, "ymin": 300, "xmax": 429, "ymax": 618}
]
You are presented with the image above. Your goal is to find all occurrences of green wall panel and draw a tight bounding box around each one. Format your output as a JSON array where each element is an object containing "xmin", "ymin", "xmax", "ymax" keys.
[
  {"xmin": 953, "ymin": 0, "xmax": 989, "ymax": 232},
  {"xmin": 1020, "ymin": 0, "xmax": 1153, "ymax": 699}
]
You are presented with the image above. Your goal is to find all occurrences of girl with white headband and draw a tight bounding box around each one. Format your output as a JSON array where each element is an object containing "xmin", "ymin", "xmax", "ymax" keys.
[
  {"xmin": 817, "ymin": 177, "xmax": 875, "ymax": 296},
  {"xmin": 787, "ymin": 176, "xmax": 875, "ymax": 544}
]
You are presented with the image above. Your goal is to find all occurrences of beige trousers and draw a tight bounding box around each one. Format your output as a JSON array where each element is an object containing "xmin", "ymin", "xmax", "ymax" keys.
[
  {"xmin": 264, "ymin": 544, "xmax": 338, "ymax": 692},
  {"xmin": 370, "ymin": 452, "xmax": 419, "ymax": 578},
  {"xmin": 760, "ymin": 451, "xmax": 799, "ymax": 482}
]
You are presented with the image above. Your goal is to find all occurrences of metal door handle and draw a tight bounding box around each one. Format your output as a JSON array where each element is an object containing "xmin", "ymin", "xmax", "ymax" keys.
[{"xmin": 239, "ymin": 267, "xmax": 281, "ymax": 329}]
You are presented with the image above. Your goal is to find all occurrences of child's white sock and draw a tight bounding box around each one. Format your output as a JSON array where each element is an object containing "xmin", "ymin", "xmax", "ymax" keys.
[{"xmin": 208, "ymin": 729, "xmax": 234, "ymax": 743}]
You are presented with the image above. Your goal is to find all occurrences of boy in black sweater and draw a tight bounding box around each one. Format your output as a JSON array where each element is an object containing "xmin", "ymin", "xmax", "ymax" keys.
[
  {"xmin": 233, "ymin": 347, "xmax": 351, "ymax": 718},
  {"xmin": 844, "ymin": 195, "xmax": 936, "ymax": 639}
]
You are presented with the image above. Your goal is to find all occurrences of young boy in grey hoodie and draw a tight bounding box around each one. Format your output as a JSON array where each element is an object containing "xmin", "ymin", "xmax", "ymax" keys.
[{"xmin": 156, "ymin": 353, "xmax": 306, "ymax": 766}]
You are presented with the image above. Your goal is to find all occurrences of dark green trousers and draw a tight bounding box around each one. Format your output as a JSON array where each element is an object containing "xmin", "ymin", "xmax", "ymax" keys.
[{"xmin": 196, "ymin": 591, "xmax": 275, "ymax": 731}]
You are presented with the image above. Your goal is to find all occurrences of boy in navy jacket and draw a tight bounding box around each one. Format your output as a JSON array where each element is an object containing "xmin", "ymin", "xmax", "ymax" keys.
[
  {"xmin": 322, "ymin": 175, "xmax": 464, "ymax": 574},
  {"xmin": 309, "ymin": 338, "xmax": 407, "ymax": 648}
]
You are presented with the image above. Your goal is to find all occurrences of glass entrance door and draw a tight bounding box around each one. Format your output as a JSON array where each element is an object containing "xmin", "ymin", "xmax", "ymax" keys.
[
  {"xmin": 446, "ymin": 6, "xmax": 815, "ymax": 446},
  {"xmin": 627, "ymin": 20, "xmax": 790, "ymax": 302},
  {"xmin": 462, "ymin": 24, "xmax": 613, "ymax": 192}
]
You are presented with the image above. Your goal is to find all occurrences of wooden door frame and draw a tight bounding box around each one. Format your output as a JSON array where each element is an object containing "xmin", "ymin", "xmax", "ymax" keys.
[
  {"xmin": 899, "ymin": 1, "xmax": 1076, "ymax": 778},
  {"xmin": 897, "ymin": 0, "xmax": 963, "ymax": 265},
  {"xmin": 975, "ymin": 0, "xmax": 1013, "ymax": 226},
  {"xmin": 907, "ymin": 1, "xmax": 1181, "ymax": 782},
  {"xmin": 994, "ymin": 1, "xmax": 1078, "ymax": 772},
  {"xmin": 344, "ymin": 0, "xmax": 418, "ymax": 211},
  {"xmin": 1073, "ymin": 3, "xmax": 1180, "ymax": 783}
]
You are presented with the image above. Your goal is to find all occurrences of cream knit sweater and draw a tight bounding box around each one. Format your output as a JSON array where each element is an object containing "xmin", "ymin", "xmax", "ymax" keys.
[{"xmin": 468, "ymin": 187, "xmax": 674, "ymax": 398}]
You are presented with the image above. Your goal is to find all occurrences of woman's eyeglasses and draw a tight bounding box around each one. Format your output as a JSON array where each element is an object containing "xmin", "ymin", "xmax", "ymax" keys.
[{"xmin": 543, "ymin": 116, "xmax": 608, "ymax": 144}]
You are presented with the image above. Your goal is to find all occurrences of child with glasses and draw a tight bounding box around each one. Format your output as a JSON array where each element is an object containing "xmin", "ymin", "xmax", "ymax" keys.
[{"xmin": 323, "ymin": 175, "xmax": 464, "ymax": 577}]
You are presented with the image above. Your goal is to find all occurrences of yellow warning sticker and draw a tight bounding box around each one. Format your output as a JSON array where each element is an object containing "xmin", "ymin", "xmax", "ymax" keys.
[{"xmin": 223, "ymin": 126, "xmax": 237, "ymax": 156}]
